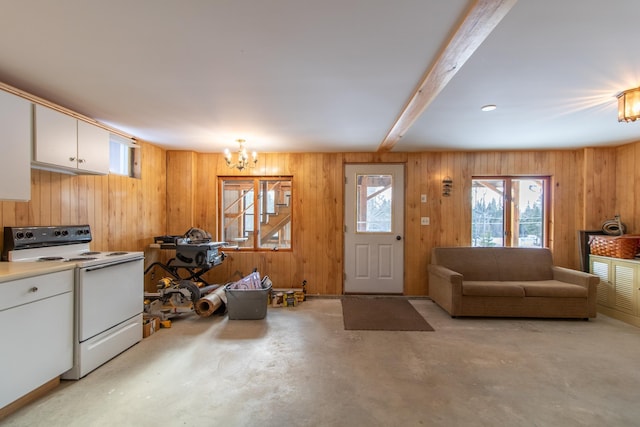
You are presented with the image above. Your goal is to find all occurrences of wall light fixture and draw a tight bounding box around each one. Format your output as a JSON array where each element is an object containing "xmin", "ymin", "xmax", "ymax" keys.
[{"xmin": 442, "ymin": 176, "xmax": 453, "ymax": 197}]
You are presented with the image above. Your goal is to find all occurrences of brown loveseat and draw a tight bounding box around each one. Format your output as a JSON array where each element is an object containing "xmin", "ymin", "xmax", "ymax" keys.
[{"xmin": 428, "ymin": 247, "xmax": 599, "ymax": 319}]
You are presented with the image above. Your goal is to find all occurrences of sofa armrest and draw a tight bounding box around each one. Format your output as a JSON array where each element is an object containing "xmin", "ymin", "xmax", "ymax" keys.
[
  {"xmin": 552, "ymin": 266, "xmax": 599, "ymax": 317},
  {"xmin": 428, "ymin": 264, "xmax": 463, "ymax": 285},
  {"xmin": 552, "ymin": 266, "xmax": 599, "ymax": 288},
  {"xmin": 428, "ymin": 264, "xmax": 463, "ymax": 316}
]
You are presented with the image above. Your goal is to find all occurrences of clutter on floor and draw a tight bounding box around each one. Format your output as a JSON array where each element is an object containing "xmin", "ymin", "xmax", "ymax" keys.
[
  {"xmin": 269, "ymin": 279, "xmax": 307, "ymax": 308},
  {"xmin": 143, "ymin": 227, "xmax": 308, "ymax": 328},
  {"xmin": 144, "ymin": 227, "xmax": 229, "ymax": 323}
]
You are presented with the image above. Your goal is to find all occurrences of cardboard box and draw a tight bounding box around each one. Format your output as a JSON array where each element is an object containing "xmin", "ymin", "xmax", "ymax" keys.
[{"xmin": 143, "ymin": 316, "xmax": 160, "ymax": 338}]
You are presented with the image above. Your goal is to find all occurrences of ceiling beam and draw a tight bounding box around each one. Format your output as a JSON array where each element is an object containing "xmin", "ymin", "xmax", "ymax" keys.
[{"xmin": 377, "ymin": 0, "xmax": 517, "ymax": 152}]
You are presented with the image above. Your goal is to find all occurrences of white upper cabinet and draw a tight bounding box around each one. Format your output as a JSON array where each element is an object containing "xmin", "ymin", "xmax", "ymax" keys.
[
  {"xmin": 77, "ymin": 120, "xmax": 109, "ymax": 174},
  {"xmin": 33, "ymin": 104, "xmax": 109, "ymax": 175},
  {"xmin": 33, "ymin": 104, "xmax": 77, "ymax": 168},
  {"xmin": 0, "ymin": 90, "xmax": 31, "ymax": 201}
]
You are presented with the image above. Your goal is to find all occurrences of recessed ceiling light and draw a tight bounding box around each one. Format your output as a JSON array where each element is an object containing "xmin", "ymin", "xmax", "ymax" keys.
[{"xmin": 481, "ymin": 104, "xmax": 497, "ymax": 112}]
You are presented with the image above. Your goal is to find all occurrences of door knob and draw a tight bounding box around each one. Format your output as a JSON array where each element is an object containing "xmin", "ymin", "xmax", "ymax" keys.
[{"xmin": 396, "ymin": 235, "xmax": 402, "ymax": 241}]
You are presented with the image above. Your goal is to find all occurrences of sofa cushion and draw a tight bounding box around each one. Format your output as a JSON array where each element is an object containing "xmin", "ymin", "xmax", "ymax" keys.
[
  {"xmin": 496, "ymin": 248, "xmax": 554, "ymax": 281},
  {"xmin": 462, "ymin": 281, "xmax": 526, "ymax": 297},
  {"xmin": 519, "ymin": 280, "xmax": 588, "ymax": 298},
  {"xmin": 432, "ymin": 248, "xmax": 500, "ymax": 281},
  {"xmin": 431, "ymin": 247, "xmax": 554, "ymax": 281}
]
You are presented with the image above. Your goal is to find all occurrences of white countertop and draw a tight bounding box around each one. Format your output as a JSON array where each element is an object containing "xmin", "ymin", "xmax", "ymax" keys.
[{"xmin": 0, "ymin": 262, "xmax": 75, "ymax": 283}]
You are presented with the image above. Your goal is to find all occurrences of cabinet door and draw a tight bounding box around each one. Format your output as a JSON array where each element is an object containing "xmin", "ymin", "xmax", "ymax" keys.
[
  {"xmin": 0, "ymin": 270, "xmax": 74, "ymax": 409},
  {"xmin": 77, "ymin": 120, "xmax": 109, "ymax": 174},
  {"xmin": 612, "ymin": 261, "xmax": 636, "ymax": 315},
  {"xmin": 590, "ymin": 256, "xmax": 613, "ymax": 308},
  {"xmin": 33, "ymin": 104, "xmax": 78, "ymax": 169},
  {"xmin": 0, "ymin": 90, "xmax": 31, "ymax": 201}
]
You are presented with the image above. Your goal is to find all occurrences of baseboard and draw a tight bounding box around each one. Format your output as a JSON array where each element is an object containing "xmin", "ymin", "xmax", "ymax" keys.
[
  {"xmin": 0, "ymin": 377, "xmax": 60, "ymax": 420},
  {"xmin": 597, "ymin": 305, "xmax": 640, "ymax": 328}
]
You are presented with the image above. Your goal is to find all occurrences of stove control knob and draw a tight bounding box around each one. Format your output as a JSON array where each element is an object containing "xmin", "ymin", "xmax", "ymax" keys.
[
  {"xmin": 16, "ymin": 232, "xmax": 25, "ymax": 239},
  {"xmin": 62, "ymin": 230, "xmax": 69, "ymax": 236},
  {"xmin": 25, "ymin": 232, "xmax": 34, "ymax": 239},
  {"xmin": 54, "ymin": 230, "xmax": 62, "ymax": 237}
]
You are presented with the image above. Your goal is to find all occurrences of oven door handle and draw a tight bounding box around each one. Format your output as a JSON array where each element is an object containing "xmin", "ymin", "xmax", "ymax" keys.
[{"xmin": 82, "ymin": 258, "xmax": 143, "ymax": 272}]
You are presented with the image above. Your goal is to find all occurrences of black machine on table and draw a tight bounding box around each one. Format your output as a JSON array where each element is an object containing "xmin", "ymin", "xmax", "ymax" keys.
[
  {"xmin": 144, "ymin": 228, "xmax": 228, "ymax": 320},
  {"xmin": 145, "ymin": 227, "xmax": 227, "ymax": 286}
]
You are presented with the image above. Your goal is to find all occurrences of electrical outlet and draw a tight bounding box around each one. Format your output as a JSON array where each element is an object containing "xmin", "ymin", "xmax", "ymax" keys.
[
  {"xmin": 421, "ymin": 217, "xmax": 430, "ymax": 225},
  {"xmin": 421, "ymin": 194, "xmax": 427, "ymax": 203}
]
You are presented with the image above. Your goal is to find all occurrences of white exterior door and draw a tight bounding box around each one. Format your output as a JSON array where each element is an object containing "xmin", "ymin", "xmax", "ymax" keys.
[{"xmin": 344, "ymin": 164, "xmax": 404, "ymax": 294}]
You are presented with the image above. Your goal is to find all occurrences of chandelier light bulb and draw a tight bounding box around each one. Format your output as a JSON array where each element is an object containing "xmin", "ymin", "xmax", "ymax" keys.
[{"xmin": 224, "ymin": 139, "xmax": 259, "ymax": 171}]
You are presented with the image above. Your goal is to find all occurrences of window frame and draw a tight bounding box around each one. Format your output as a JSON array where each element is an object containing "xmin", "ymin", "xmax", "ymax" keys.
[
  {"xmin": 471, "ymin": 175, "xmax": 550, "ymax": 248},
  {"xmin": 218, "ymin": 176, "xmax": 293, "ymax": 252},
  {"xmin": 108, "ymin": 133, "xmax": 140, "ymax": 178}
]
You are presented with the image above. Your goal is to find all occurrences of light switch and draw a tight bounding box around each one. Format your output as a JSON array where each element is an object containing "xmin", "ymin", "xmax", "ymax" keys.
[
  {"xmin": 421, "ymin": 217, "xmax": 430, "ymax": 225},
  {"xmin": 421, "ymin": 194, "xmax": 427, "ymax": 203}
]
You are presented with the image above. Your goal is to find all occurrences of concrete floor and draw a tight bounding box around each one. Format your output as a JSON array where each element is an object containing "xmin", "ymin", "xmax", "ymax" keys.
[{"xmin": 3, "ymin": 298, "xmax": 640, "ymax": 427}]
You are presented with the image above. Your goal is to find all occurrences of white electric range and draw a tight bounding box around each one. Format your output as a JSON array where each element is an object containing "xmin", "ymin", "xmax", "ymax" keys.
[{"xmin": 3, "ymin": 225, "xmax": 144, "ymax": 379}]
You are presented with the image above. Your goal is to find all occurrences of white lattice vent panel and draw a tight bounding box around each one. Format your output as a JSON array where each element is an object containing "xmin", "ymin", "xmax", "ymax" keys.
[
  {"xmin": 614, "ymin": 265, "xmax": 634, "ymax": 313},
  {"xmin": 597, "ymin": 281, "xmax": 610, "ymax": 305},
  {"xmin": 592, "ymin": 261, "xmax": 609, "ymax": 282}
]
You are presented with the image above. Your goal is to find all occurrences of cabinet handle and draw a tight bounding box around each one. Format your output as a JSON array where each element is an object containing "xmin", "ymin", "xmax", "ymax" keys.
[
  {"xmin": 29, "ymin": 286, "xmax": 38, "ymax": 293},
  {"xmin": 69, "ymin": 156, "xmax": 76, "ymax": 162},
  {"xmin": 78, "ymin": 158, "xmax": 86, "ymax": 164}
]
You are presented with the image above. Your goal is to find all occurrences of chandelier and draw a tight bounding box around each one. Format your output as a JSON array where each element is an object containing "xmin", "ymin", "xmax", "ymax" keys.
[
  {"xmin": 224, "ymin": 139, "xmax": 258, "ymax": 171},
  {"xmin": 617, "ymin": 87, "xmax": 640, "ymax": 122}
]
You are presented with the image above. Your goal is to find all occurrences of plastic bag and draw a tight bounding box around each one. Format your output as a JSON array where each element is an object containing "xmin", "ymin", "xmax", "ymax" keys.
[{"xmin": 227, "ymin": 271, "xmax": 262, "ymax": 290}]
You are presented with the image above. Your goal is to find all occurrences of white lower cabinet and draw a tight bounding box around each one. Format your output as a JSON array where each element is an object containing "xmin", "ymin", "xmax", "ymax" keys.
[
  {"xmin": 0, "ymin": 270, "xmax": 74, "ymax": 410},
  {"xmin": 590, "ymin": 255, "xmax": 640, "ymax": 328}
]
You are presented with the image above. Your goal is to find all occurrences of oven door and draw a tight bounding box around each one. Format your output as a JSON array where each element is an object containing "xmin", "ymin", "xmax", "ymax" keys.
[{"xmin": 77, "ymin": 258, "xmax": 144, "ymax": 342}]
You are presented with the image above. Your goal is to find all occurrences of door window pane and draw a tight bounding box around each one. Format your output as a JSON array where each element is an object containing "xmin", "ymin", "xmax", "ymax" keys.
[{"xmin": 356, "ymin": 174, "xmax": 392, "ymax": 232}]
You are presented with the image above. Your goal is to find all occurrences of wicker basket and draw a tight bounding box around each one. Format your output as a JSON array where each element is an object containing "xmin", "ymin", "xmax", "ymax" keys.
[{"xmin": 589, "ymin": 235, "xmax": 640, "ymax": 259}]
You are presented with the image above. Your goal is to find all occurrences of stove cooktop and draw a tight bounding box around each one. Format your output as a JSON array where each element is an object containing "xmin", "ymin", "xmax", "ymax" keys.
[{"xmin": 2, "ymin": 225, "xmax": 143, "ymax": 267}]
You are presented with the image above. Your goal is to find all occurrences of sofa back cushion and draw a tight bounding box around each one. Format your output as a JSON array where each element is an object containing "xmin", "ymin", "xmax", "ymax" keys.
[{"xmin": 431, "ymin": 247, "xmax": 554, "ymax": 281}]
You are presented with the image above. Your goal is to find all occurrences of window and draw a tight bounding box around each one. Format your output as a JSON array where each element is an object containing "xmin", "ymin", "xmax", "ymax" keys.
[
  {"xmin": 471, "ymin": 177, "xmax": 549, "ymax": 247},
  {"xmin": 220, "ymin": 177, "xmax": 292, "ymax": 250},
  {"xmin": 109, "ymin": 133, "xmax": 140, "ymax": 178}
]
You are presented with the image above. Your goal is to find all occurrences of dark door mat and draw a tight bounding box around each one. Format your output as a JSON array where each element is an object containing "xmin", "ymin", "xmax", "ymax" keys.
[{"xmin": 341, "ymin": 297, "xmax": 434, "ymax": 331}]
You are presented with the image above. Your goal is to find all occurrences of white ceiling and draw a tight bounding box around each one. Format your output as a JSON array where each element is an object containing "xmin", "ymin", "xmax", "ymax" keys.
[{"xmin": 1, "ymin": 0, "xmax": 639, "ymax": 153}]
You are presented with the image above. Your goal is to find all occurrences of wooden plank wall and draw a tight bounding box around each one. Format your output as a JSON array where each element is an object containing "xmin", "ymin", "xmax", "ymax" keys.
[
  {"xmin": 615, "ymin": 142, "xmax": 640, "ymax": 233},
  {"xmin": 583, "ymin": 147, "xmax": 617, "ymax": 229},
  {"xmin": 1, "ymin": 139, "xmax": 627, "ymax": 297},
  {"xmin": 0, "ymin": 141, "xmax": 167, "ymax": 290},
  {"xmin": 166, "ymin": 146, "xmax": 628, "ymax": 296}
]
